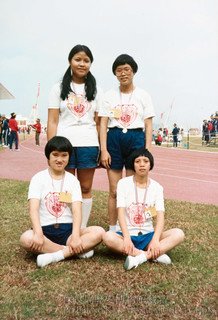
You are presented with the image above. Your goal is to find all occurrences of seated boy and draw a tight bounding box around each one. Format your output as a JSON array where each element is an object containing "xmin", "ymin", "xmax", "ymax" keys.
[
  {"xmin": 103, "ymin": 147, "xmax": 184, "ymax": 270},
  {"xmin": 20, "ymin": 136, "xmax": 105, "ymax": 268}
]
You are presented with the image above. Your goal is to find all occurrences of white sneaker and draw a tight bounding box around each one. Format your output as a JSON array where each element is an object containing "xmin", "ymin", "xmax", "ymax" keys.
[
  {"xmin": 124, "ymin": 256, "xmax": 139, "ymax": 270},
  {"xmin": 154, "ymin": 254, "xmax": 171, "ymax": 264},
  {"xmin": 78, "ymin": 250, "xmax": 94, "ymax": 259},
  {"xmin": 37, "ymin": 253, "xmax": 54, "ymax": 268},
  {"xmin": 37, "ymin": 250, "xmax": 64, "ymax": 268},
  {"xmin": 15, "ymin": 149, "xmax": 20, "ymax": 152},
  {"xmin": 124, "ymin": 253, "xmax": 147, "ymax": 271}
]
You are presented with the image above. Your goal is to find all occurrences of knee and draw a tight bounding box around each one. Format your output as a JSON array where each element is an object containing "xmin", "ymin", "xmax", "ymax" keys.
[
  {"xmin": 174, "ymin": 228, "xmax": 185, "ymax": 243},
  {"xmin": 96, "ymin": 226, "xmax": 106, "ymax": 240},
  {"xmin": 81, "ymin": 186, "xmax": 91, "ymax": 196},
  {"xmin": 89, "ymin": 226, "xmax": 105, "ymax": 241},
  {"xmin": 19, "ymin": 230, "xmax": 33, "ymax": 249},
  {"xmin": 109, "ymin": 189, "xmax": 117, "ymax": 200},
  {"xmin": 103, "ymin": 231, "xmax": 116, "ymax": 247}
]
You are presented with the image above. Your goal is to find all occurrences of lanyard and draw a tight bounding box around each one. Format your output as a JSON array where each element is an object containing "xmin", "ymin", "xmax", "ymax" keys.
[
  {"xmin": 119, "ymin": 88, "xmax": 134, "ymax": 133},
  {"xmin": 134, "ymin": 177, "xmax": 148, "ymax": 206},
  {"xmin": 49, "ymin": 169, "xmax": 65, "ymax": 223},
  {"xmin": 133, "ymin": 176, "xmax": 149, "ymax": 235},
  {"xmin": 49, "ymin": 169, "xmax": 65, "ymax": 193}
]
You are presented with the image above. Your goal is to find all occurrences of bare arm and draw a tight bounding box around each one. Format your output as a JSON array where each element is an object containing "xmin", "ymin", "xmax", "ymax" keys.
[
  {"xmin": 94, "ymin": 112, "xmax": 100, "ymax": 139},
  {"xmin": 147, "ymin": 210, "xmax": 164, "ymax": 259},
  {"xmin": 144, "ymin": 117, "xmax": 153, "ymax": 151},
  {"xmin": 47, "ymin": 109, "xmax": 59, "ymax": 141},
  {"xmin": 99, "ymin": 116, "xmax": 111, "ymax": 168},
  {"xmin": 118, "ymin": 207, "xmax": 135, "ymax": 255},
  {"xmin": 29, "ymin": 198, "xmax": 44, "ymax": 251},
  {"xmin": 68, "ymin": 201, "xmax": 83, "ymax": 254}
]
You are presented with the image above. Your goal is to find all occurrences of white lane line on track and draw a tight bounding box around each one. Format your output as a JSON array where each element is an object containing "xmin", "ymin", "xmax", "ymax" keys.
[
  {"xmin": 153, "ymin": 167, "xmax": 218, "ymax": 178},
  {"xmin": 151, "ymin": 172, "xmax": 218, "ymax": 184},
  {"xmin": 19, "ymin": 144, "xmax": 44, "ymax": 154}
]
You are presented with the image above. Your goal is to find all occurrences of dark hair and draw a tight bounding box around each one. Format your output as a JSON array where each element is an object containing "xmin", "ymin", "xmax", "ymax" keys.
[
  {"xmin": 60, "ymin": 44, "xmax": 97, "ymax": 102},
  {"xmin": 127, "ymin": 147, "xmax": 154, "ymax": 171},
  {"xmin": 44, "ymin": 136, "xmax": 73, "ymax": 160},
  {"xmin": 112, "ymin": 54, "xmax": 138, "ymax": 75}
]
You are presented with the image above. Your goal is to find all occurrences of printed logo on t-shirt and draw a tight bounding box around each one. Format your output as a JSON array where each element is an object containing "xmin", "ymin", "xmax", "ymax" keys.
[
  {"xmin": 114, "ymin": 104, "xmax": 137, "ymax": 128},
  {"xmin": 45, "ymin": 192, "xmax": 67, "ymax": 217},
  {"xmin": 127, "ymin": 203, "xmax": 151, "ymax": 227},
  {"xmin": 67, "ymin": 92, "xmax": 91, "ymax": 118}
]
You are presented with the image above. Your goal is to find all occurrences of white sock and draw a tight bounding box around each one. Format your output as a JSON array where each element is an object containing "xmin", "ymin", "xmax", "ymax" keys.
[
  {"xmin": 37, "ymin": 250, "xmax": 65, "ymax": 268},
  {"xmin": 81, "ymin": 198, "xmax": 92, "ymax": 228},
  {"xmin": 109, "ymin": 225, "xmax": 117, "ymax": 232}
]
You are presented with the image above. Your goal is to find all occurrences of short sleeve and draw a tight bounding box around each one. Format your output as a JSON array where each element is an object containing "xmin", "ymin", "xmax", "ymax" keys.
[
  {"xmin": 154, "ymin": 184, "xmax": 165, "ymax": 212},
  {"xmin": 141, "ymin": 90, "xmax": 155, "ymax": 119},
  {"xmin": 116, "ymin": 179, "xmax": 127, "ymax": 208},
  {"xmin": 48, "ymin": 83, "xmax": 61, "ymax": 109},
  {"xmin": 95, "ymin": 87, "xmax": 104, "ymax": 113},
  {"xmin": 28, "ymin": 174, "xmax": 42, "ymax": 200},
  {"xmin": 71, "ymin": 178, "xmax": 82, "ymax": 203}
]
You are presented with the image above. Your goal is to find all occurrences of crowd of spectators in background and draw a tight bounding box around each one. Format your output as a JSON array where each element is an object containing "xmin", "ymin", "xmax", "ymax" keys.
[
  {"xmin": 0, "ymin": 113, "xmax": 45, "ymax": 148},
  {"xmin": 153, "ymin": 125, "xmax": 183, "ymax": 147},
  {"xmin": 202, "ymin": 111, "xmax": 218, "ymax": 144}
]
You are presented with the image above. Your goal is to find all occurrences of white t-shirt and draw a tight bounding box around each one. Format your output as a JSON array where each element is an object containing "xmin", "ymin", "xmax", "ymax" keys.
[
  {"xmin": 28, "ymin": 169, "xmax": 82, "ymax": 226},
  {"xmin": 48, "ymin": 82, "xmax": 103, "ymax": 147},
  {"xmin": 116, "ymin": 176, "xmax": 165, "ymax": 236},
  {"xmin": 98, "ymin": 87, "xmax": 155, "ymax": 129}
]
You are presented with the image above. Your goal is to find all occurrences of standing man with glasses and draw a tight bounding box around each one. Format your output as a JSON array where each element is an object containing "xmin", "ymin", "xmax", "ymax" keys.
[{"xmin": 99, "ymin": 54, "xmax": 155, "ymax": 232}]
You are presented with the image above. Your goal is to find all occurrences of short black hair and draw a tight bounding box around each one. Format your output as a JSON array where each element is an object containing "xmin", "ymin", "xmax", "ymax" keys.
[
  {"xmin": 44, "ymin": 136, "xmax": 73, "ymax": 160},
  {"xmin": 112, "ymin": 54, "xmax": 138, "ymax": 75},
  {"xmin": 127, "ymin": 147, "xmax": 154, "ymax": 171}
]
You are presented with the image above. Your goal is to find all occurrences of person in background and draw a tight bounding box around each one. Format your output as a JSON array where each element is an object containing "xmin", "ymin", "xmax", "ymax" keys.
[
  {"xmin": 155, "ymin": 128, "xmax": 163, "ymax": 146},
  {"xmin": 202, "ymin": 120, "xmax": 209, "ymax": 144},
  {"xmin": 99, "ymin": 54, "xmax": 155, "ymax": 232},
  {"xmin": 31, "ymin": 118, "xmax": 42, "ymax": 146},
  {"xmin": 0, "ymin": 115, "xmax": 3, "ymax": 145},
  {"xmin": 103, "ymin": 148, "xmax": 184, "ymax": 270},
  {"xmin": 47, "ymin": 44, "xmax": 103, "ymax": 228},
  {"xmin": 1, "ymin": 115, "xmax": 9, "ymax": 147},
  {"xmin": 9, "ymin": 112, "xmax": 19, "ymax": 151},
  {"xmin": 20, "ymin": 136, "xmax": 105, "ymax": 268},
  {"xmin": 172, "ymin": 123, "xmax": 179, "ymax": 147}
]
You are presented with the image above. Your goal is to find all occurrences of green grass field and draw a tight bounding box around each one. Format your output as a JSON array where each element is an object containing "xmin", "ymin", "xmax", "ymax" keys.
[{"xmin": 0, "ymin": 179, "xmax": 217, "ymax": 320}]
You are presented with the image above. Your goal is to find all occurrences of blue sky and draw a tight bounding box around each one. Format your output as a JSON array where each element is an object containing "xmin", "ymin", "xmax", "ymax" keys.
[{"xmin": 0, "ymin": 0, "xmax": 217, "ymax": 130}]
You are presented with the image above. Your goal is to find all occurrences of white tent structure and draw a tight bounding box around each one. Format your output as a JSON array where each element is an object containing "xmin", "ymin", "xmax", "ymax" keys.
[{"xmin": 0, "ymin": 83, "xmax": 14, "ymax": 100}]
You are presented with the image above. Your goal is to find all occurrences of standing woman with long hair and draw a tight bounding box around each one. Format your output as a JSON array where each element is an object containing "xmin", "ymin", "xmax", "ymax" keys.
[
  {"xmin": 99, "ymin": 54, "xmax": 155, "ymax": 232},
  {"xmin": 47, "ymin": 44, "xmax": 102, "ymax": 227}
]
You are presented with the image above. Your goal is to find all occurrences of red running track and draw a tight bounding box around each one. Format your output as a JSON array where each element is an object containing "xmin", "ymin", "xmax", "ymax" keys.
[{"xmin": 0, "ymin": 134, "xmax": 218, "ymax": 206}]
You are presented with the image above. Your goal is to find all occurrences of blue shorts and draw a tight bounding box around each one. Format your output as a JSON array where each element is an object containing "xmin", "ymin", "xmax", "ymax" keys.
[
  {"xmin": 117, "ymin": 231, "xmax": 154, "ymax": 250},
  {"xmin": 107, "ymin": 127, "xmax": 145, "ymax": 170},
  {"xmin": 67, "ymin": 146, "xmax": 99, "ymax": 169},
  {"xmin": 42, "ymin": 223, "xmax": 72, "ymax": 245}
]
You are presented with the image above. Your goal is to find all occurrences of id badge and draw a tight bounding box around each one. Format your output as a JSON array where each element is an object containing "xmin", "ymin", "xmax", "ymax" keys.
[
  {"xmin": 109, "ymin": 108, "xmax": 121, "ymax": 119},
  {"xmin": 146, "ymin": 206, "xmax": 157, "ymax": 218},
  {"xmin": 59, "ymin": 192, "xmax": 72, "ymax": 203}
]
